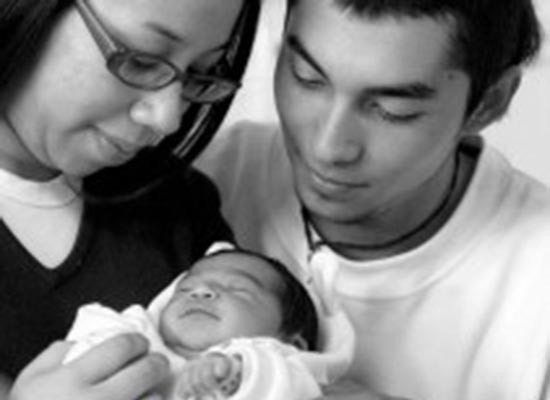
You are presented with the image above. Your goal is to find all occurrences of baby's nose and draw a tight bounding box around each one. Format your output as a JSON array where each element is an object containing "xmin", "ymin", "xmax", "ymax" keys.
[{"xmin": 188, "ymin": 285, "xmax": 217, "ymax": 300}]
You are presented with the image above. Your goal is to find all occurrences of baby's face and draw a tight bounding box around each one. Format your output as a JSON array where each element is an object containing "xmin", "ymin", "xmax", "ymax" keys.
[{"xmin": 159, "ymin": 252, "xmax": 284, "ymax": 356}]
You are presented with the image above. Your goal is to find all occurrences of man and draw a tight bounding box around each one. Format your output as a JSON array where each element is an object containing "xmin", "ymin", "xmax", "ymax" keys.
[{"xmin": 197, "ymin": 0, "xmax": 549, "ymax": 399}]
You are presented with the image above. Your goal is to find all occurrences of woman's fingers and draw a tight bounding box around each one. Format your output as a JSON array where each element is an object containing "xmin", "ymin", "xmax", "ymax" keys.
[
  {"xmin": 11, "ymin": 335, "xmax": 169, "ymax": 400},
  {"xmin": 17, "ymin": 341, "xmax": 72, "ymax": 378},
  {"xmin": 98, "ymin": 352, "xmax": 169, "ymax": 400},
  {"xmin": 66, "ymin": 333, "xmax": 150, "ymax": 384}
]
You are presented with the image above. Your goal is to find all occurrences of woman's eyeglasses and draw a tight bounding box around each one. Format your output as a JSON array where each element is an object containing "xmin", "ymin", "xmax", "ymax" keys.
[{"xmin": 75, "ymin": 0, "xmax": 241, "ymax": 104}]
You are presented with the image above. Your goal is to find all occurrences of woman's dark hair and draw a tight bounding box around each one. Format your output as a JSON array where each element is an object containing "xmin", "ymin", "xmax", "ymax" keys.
[
  {"xmin": 206, "ymin": 248, "xmax": 319, "ymax": 351},
  {"xmin": 287, "ymin": 0, "xmax": 542, "ymax": 115},
  {"xmin": 0, "ymin": 0, "xmax": 261, "ymax": 202},
  {"xmin": 0, "ymin": 0, "xmax": 73, "ymax": 102}
]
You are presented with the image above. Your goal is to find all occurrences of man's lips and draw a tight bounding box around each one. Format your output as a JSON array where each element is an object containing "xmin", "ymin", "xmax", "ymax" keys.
[{"xmin": 310, "ymin": 168, "xmax": 369, "ymax": 190}]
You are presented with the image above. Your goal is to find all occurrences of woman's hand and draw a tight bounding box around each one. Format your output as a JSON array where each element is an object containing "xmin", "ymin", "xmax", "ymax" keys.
[{"xmin": 9, "ymin": 333, "xmax": 169, "ymax": 400}]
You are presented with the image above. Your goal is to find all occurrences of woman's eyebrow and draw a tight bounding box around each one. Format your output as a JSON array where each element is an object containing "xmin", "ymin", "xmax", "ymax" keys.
[
  {"xmin": 287, "ymin": 34, "xmax": 328, "ymax": 79},
  {"xmin": 145, "ymin": 21, "xmax": 231, "ymax": 54},
  {"xmin": 146, "ymin": 22, "xmax": 187, "ymax": 44}
]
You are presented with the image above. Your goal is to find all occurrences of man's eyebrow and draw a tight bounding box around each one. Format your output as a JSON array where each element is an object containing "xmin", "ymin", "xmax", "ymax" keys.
[
  {"xmin": 287, "ymin": 34, "xmax": 435, "ymax": 100},
  {"xmin": 287, "ymin": 34, "xmax": 327, "ymax": 79},
  {"xmin": 363, "ymin": 83, "xmax": 437, "ymax": 99}
]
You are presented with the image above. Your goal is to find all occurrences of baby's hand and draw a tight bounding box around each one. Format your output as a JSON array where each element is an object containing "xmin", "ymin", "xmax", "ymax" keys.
[{"xmin": 176, "ymin": 352, "xmax": 241, "ymax": 400}]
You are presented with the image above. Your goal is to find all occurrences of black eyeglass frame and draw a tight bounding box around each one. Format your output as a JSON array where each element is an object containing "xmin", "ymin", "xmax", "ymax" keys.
[{"xmin": 75, "ymin": 0, "xmax": 241, "ymax": 104}]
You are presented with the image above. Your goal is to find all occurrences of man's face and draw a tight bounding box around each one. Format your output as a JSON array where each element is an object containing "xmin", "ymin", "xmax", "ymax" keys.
[{"xmin": 275, "ymin": 0, "xmax": 471, "ymax": 224}]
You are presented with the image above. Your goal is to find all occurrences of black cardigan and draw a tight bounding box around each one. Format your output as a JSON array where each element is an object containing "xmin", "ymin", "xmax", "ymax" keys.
[{"xmin": 0, "ymin": 168, "xmax": 232, "ymax": 377}]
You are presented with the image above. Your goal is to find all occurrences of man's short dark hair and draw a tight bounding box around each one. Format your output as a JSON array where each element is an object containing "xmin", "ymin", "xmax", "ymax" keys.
[{"xmin": 287, "ymin": 0, "xmax": 542, "ymax": 115}]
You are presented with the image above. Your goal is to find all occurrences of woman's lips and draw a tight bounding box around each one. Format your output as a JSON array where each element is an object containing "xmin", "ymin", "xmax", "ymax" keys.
[
  {"xmin": 95, "ymin": 130, "xmax": 145, "ymax": 163},
  {"xmin": 102, "ymin": 135, "xmax": 142, "ymax": 156}
]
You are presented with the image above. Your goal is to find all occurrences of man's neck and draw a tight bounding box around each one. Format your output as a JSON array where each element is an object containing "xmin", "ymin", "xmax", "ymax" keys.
[{"xmin": 307, "ymin": 152, "xmax": 476, "ymax": 261}]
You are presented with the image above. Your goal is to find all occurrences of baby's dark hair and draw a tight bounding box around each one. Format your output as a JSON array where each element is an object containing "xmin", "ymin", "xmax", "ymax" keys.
[{"xmin": 205, "ymin": 248, "xmax": 319, "ymax": 351}]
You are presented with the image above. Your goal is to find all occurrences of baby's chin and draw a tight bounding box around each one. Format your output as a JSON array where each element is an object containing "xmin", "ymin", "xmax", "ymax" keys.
[{"xmin": 166, "ymin": 339, "xmax": 214, "ymax": 359}]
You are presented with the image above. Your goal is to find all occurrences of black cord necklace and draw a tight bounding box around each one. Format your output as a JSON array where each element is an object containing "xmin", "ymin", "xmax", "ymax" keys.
[{"xmin": 302, "ymin": 154, "xmax": 461, "ymax": 253}]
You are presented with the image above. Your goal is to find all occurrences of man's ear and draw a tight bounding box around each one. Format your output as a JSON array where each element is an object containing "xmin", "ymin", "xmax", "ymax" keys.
[
  {"xmin": 285, "ymin": 333, "xmax": 309, "ymax": 350},
  {"xmin": 463, "ymin": 67, "xmax": 522, "ymax": 134}
]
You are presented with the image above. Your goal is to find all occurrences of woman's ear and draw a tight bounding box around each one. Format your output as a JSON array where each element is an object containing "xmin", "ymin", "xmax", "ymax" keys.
[{"xmin": 463, "ymin": 67, "xmax": 522, "ymax": 135}]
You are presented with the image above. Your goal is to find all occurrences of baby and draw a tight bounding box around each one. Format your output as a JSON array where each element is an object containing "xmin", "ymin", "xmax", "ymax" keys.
[{"xmin": 65, "ymin": 248, "xmax": 354, "ymax": 400}]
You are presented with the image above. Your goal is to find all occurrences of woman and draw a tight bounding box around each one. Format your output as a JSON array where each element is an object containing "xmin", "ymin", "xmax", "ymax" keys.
[{"xmin": 0, "ymin": 0, "xmax": 259, "ymax": 398}]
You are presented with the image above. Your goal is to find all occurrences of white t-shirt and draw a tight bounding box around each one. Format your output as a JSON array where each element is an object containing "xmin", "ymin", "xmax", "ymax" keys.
[
  {"xmin": 196, "ymin": 121, "xmax": 550, "ymax": 400},
  {"xmin": 0, "ymin": 169, "xmax": 81, "ymax": 268}
]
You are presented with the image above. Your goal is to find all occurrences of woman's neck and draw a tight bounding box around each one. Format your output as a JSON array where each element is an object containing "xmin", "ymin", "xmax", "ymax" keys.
[{"xmin": 0, "ymin": 117, "xmax": 59, "ymax": 181}]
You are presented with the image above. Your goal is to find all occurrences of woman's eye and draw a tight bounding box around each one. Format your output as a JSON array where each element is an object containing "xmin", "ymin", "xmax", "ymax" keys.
[{"xmin": 127, "ymin": 56, "xmax": 160, "ymax": 72}]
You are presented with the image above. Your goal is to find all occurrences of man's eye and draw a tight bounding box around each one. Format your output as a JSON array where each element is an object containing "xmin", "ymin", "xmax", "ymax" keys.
[
  {"xmin": 378, "ymin": 109, "xmax": 422, "ymax": 123},
  {"xmin": 289, "ymin": 57, "xmax": 324, "ymax": 89},
  {"xmin": 366, "ymin": 102, "xmax": 423, "ymax": 124}
]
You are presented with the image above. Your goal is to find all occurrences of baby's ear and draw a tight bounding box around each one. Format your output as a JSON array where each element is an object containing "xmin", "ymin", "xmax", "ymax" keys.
[{"xmin": 285, "ymin": 333, "xmax": 309, "ymax": 351}]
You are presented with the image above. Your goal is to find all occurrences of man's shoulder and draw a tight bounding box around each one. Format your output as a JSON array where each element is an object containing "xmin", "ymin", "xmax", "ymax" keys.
[{"xmin": 486, "ymin": 156, "xmax": 550, "ymax": 245}]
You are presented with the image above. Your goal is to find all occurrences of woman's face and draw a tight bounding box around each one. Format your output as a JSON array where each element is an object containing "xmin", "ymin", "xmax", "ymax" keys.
[{"xmin": 3, "ymin": 0, "xmax": 243, "ymax": 179}]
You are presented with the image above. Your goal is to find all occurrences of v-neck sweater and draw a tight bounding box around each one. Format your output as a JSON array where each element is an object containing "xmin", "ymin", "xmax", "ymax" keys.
[{"xmin": 0, "ymin": 168, "xmax": 232, "ymax": 377}]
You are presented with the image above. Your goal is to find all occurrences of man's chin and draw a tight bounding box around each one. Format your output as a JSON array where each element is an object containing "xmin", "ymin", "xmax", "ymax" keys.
[{"xmin": 302, "ymin": 197, "xmax": 368, "ymax": 225}]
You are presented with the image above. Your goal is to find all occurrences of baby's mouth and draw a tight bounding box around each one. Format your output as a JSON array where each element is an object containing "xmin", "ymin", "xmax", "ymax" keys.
[{"xmin": 180, "ymin": 307, "xmax": 219, "ymax": 320}]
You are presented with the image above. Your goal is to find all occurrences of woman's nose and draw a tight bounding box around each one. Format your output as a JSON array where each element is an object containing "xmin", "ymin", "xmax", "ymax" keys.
[{"xmin": 129, "ymin": 82, "xmax": 189, "ymax": 137}]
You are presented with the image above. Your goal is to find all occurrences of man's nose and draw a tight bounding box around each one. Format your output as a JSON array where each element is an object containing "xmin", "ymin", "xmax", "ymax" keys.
[
  {"xmin": 314, "ymin": 98, "xmax": 365, "ymax": 166},
  {"xmin": 129, "ymin": 82, "xmax": 190, "ymax": 138}
]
